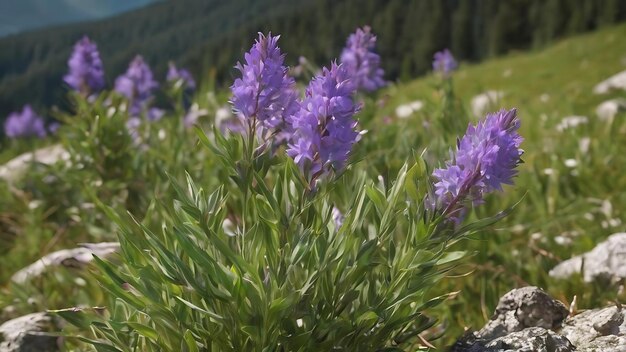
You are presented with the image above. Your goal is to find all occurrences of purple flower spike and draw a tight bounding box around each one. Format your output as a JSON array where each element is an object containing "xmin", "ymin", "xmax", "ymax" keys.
[
  {"xmin": 230, "ymin": 33, "xmax": 297, "ymax": 132},
  {"xmin": 432, "ymin": 49, "xmax": 457, "ymax": 76},
  {"xmin": 4, "ymin": 105, "xmax": 47, "ymax": 139},
  {"xmin": 64, "ymin": 36, "xmax": 105, "ymax": 95},
  {"xmin": 432, "ymin": 108, "xmax": 523, "ymax": 220},
  {"xmin": 340, "ymin": 26, "xmax": 385, "ymax": 92},
  {"xmin": 287, "ymin": 62, "xmax": 360, "ymax": 181},
  {"xmin": 167, "ymin": 62, "xmax": 196, "ymax": 91},
  {"xmin": 115, "ymin": 56, "xmax": 159, "ymax": 118}
]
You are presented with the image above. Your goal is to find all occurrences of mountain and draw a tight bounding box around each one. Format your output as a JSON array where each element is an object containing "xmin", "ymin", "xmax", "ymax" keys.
[
  {"xmin": 0, "ymin": 0, "xmax": 157, "ymax": 37},
  {"xmin": 0, "ymin": 0, "xmax": 625, "ymax": 123}
]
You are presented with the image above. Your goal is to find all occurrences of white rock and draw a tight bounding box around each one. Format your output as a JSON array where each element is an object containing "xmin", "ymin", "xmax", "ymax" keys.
[
  {"xmin": 471, "ymin": 90, "xmax": 504, "ymax": 117},
  {"xmin": 556, "ymin": 115, "xmax": 588, "ymax": 132},
  {"xmin": 395, "ymin": 100, "xmax": 423, "ymax": 119},
  {"xmin": 11, "ymin": 242, "xmax": 120, "ymax": 284},
  {"xmin": 596, "ymin": 98, "xmax": 626, "ymax": 121},
  {"xmin": 593, "ymin": 70, "xmax": 626, "ymax": 94},
  {"xmin": 549, "ymin": 232, "xmax": 626, "ymax": 282},
  {"xmin": 0, "ymin": 144, "xmax": 70, "ymax": 182}
]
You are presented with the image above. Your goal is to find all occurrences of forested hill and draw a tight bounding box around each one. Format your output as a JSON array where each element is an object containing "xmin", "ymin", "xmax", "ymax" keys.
[
  {"xmin": 1, "ymin": 0, "xmax": 625, "ymax": 120},
  {"xmin": 0, "ymin": 0, "xmax": 157, "ymax": 38}
]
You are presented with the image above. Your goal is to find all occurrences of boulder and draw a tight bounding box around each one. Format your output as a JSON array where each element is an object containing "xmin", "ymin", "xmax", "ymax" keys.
[
  {"xmin": 561, "ymin": 306, "xmax": 626, "ymax": 350},
  {"xmin": 593, "ymin": 70, "xmax": 626, "ymax": 94},
  {"xmin": 395, "ymin": 100, "xmax": 424, "ymax": 119},
  {"xmin": 471, "ymin": 91, "xmax": 503, "ymax": 118},
  {"xmin": 452, "ymin": 286, "xmax": 626, "ymax": 351},
  {"xmin": 0, "ymin": 312, "xmax": 59, "ymax": 351},
  {"xmin": 11, "ymin": 242, "xmax": 120, "ymax": 285},
  {"xmin": 476, "ymin": 286, "xmax": 569, "ymax": 340},
  {"xmin": 549, "ymin": 232, "xmax": 626, "ymax": 282},
  {"xmin": 596, "ymin": 98, "xmax": 626, "ymax": 121},
  {"xmin": 0, "ymin": 144, "xmax": 70, "ymax": 183}
]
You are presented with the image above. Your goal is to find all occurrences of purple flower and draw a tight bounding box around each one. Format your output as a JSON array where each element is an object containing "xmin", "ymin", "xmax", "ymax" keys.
[
  {"xmin": 432, "ymin": 49, "xmax": 457, "ymax": 76},
  {"xmin": 287, "ymin": 62, "xmax": 360, "ymax": 181},
  {"xmin": 115, "ymin": 56, "xmax": 159, "ymax": 118},
  {"xmin": 230, "ymin": 33, "xmax": 297, "ymax": 132},
  {"xmin": 64, "ymin": 36, "xmax": 105, "ymax": 95},
  {"xmin": 4, "ymin": 105, "xmax": 47, "ymax": 139},
  {"xmin": 432, "ymin": 108, "xmax": 523, "ymax": 219},
  {"xmin": 340, "ymin": 26, "xmax": 385, "ymax": 92},
  {"xmin": 167, "ymin": 62, "xmax": 196, "ymax": 91}
]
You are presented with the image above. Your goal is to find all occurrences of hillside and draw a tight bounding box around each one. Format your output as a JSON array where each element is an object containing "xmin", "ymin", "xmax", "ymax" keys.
[
  {"xmin": 0, "ymin": 0, "xmax": 157, "ymax": 37},
  {"xmin": 379, "ymin": 23, "xmax": 626, "ymax": 345},
  {"xmin": 1, "ymin": 0, "xmax": 625, "ymax": 123}
]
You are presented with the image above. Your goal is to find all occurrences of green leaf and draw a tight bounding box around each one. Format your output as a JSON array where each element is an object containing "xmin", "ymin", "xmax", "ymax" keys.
[{"xmin": 127, "ymin": 322, "xmax": 159, "ymax": 341}]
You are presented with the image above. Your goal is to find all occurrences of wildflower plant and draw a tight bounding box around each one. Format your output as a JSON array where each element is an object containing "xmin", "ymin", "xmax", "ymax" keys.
[
  {"xmin": 64, "ymin": 36, "xmax": 105, "ymax": 96},
  {"xmin": 3, "ymin": 105, "xmax": 47, "ymax": 139},
  {"xmin": 115, "ymin": 55, "xmax": 163, "ymax": 122},
  {"xmin": 340, "ymin": 26, "xmax": 386, "ymax": 92},
  {"xmin": 50, "ymin": 30, "xmax": 525, "ymax": 351}
]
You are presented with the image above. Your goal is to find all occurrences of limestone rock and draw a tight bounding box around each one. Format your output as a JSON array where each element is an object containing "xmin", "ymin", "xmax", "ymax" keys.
[
  {"xmin": 561, "ymin": 306, "xmax": 626, "ymax": 351},
  {"xmin": 452, "ymin": 287, "xmax": 626, "ymax": 351},
  {"xmin": 0, "ymin": 144, "xmax": 70, "ymax": 183},
  {"xmin": 593, "ymin": 70, "xmax": 626, "ymax": 94},
  {"xmin": 471, "ymin": 91, "xmax": 503, "ymax": 118},
  {"xmin": 549, "ymin": 232, "xmax": 626, "ymax": 282},
  {"xmin": 395, "ymin": 100, "xmax": 423, "ymax": 119},
  {"xmin": 0, "ymin": 312, "xmax": 59, "ymax": 351},
  {"xmin": 596, "ymin": 98, "xmax": 626, "ymax": 122},
  {"xmin": 484, "ymin": 327, "xmax": 575, "ymax": 352},
  {"xmin": 476, "ymin": 286, "xmax": 569, "ymax": 340},
  {"xmin": 11, "ymin": 242, "xmax": 120, "ymax": 285}
]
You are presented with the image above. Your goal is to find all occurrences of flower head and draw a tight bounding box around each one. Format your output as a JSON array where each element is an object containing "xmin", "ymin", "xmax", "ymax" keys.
[
  {"xmin": 167, "ymin": 62, "xmax": 196, "ymax": 91},
  {"xmin": 432, "ymin": 49, "xmax": 457, "ymax": 76},
  {"xmin": 115, "ymin": 56, "xmax": 160, "ymax": 119},
  {"xmin": 64, "ymin": 36, "xmax": 105, "ymax": 95},
  {"xmin": 340, "ymin": 26, "xmax": 385, "ymax": 92},
  {"xmin": 4, "ymin": 105, "xmax": 47, "ymax": 139},
  {"xmin": 230, "ymin": 33, "xmax": 297, "ymax": 131},
  {"xmin": 432, "ymin": 108, "xmax": 523, "ymax": 219},
  {"xmin": 287, "ymin": 62, "xmax": 360, "ymax": 181}
]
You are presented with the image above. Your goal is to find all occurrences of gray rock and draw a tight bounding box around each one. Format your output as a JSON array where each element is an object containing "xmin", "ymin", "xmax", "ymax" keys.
[
  {"xmin": 549, "ymin": 232, "xmax": 626, "ymax": 282},
  {"xmin": 561, "ymin": 306, "xmax": 626, "ymax": 351},
  {"xmin": 0, "ymin": 312, "xmax": 59, "ymax": 351},
  {"xmin": 11, "ymin": 242, "xmax": 120, "ymax": 285},
  {"xmin": 476, "ymin": 286, "xmax": 569, "ymax": 340},
  {"xmin": 484, "ymin": 327, "xmax": 575, "ymax": 352},
  {"xmin": 452, "ymin": 287, "xmax": 626, "ymax": 351}
]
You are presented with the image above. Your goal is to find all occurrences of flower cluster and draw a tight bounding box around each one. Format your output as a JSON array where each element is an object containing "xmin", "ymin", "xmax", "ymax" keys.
[
  {"xmin": 340, "ymin": 26, "xmax": 385, "ymax": 92},
  {"xmin": 115, "ymin": 56, "xmax": 162, "ymax": 120},
  {"xmin": 432, "ymin": 108, "xmax": 523, "ymax": 219},
  {"xmin": 4, "ymin": 105, "xmax": 47, "ymax": 139},
  {"xmin": 64, "ymin": 36, "xmax": 105, "ymax": 96},
  {"xmin": 432, "ymin": 49, "xmax": 457, "ymax": 76},
  {"xmin": 230, "ymin": 33, "xmax": 298, "ymax": 132},
  {"xmin": 167, "ymin": 62, "xmax": 196, "ymax": 91},
  {"xmin": 287, "ymin": 62, "xmax": 360, "ymax": 180}
]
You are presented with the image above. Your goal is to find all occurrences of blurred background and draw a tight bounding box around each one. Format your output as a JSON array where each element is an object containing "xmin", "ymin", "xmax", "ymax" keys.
[{"xmin": 1, "ymin": 0, "xmax": 626, "ymax": 124}]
